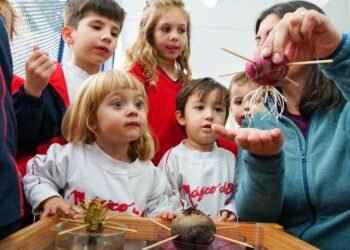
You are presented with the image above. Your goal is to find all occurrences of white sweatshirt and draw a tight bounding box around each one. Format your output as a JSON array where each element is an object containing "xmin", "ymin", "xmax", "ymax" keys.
[
  {"xmin": 23, "ymin": 142, "xmax": 176, "ymax": 217},
  {"xmin": 62, "ymin": 60, "xmax": 91, "ymax": 103},
  {"xmin": 158, "ymin": 141, "xmax": 237, "ymax": 216}
]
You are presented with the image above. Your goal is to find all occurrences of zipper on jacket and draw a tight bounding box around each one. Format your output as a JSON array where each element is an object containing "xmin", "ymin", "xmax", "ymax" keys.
[
  {"xmin": 266, "ymin": 95, "xmax": 318, "ymax": 238},
  {"xmin": 287, "ymin": 116, "xmax": 317, "ymax": 238},
  {"xmin": 298, "ymin": 134, "xmax": 317, "ymax": 238},
  {"xmin": 277, "ymin": 108, "xmax": 317, "ymax": 238}
]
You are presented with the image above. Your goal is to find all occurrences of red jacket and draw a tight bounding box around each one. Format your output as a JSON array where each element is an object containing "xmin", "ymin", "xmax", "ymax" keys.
[{"xmin": 12, "ymin": 63, "xmax": 69, "ymax": 176}]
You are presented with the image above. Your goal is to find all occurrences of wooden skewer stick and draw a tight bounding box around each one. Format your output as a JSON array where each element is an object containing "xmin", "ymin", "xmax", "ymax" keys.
[
  {"xmin": 218, "ymin": 70, "xmax": 245, "ymax": 77},
  {"xmin": 285, "ymin": 76, "xmax": 300, "ymax": 87},
  {"xmin": 215, "ymin": 234, "xmax": 254, "ymax": 249},
  {"xmin": 105, "ymin": 213, "xmax": 121, "ymax": 220},
  {"xmin": 221, "ymin": 48, "xmax": 255, "ymax": 64},
  {"xmin": 70, "ymin": 206, "xmax": 85, "ymax": 215},
  {"xmin": 103, "ymin": 225, "xmax": 138, "ymax": 233},
  {"xmin": 287, "ymin": 59, "xmax": 333, "ymax": 66},
  {"xmin": 59, "ymin": 218, "xmax": 84, "ymax": 224},
  {"xmin": 148, "ymin": 218, "xmax": 171, "ymax": 231},
  {"xmin": 58, "ymin": 224, "xmax": 88, "ymax": 235},
  {"xmin": 216, "ymin": 225, "xmax": 239, "ymax": 230},
  {"xmin": 142, "ymin": 234, "xmax": 180, "ymax": 250}
]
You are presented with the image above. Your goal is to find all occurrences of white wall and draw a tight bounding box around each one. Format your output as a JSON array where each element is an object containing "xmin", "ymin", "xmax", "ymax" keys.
[{"xmin": 323, "ymin": 0, "xmax": 350, "ymax": 32}]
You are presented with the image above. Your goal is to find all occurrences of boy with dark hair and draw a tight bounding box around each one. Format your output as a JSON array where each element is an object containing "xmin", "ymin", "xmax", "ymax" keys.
[
  {"xmin": 159, "ymin": 77, "xmax": 238, "ymax": 221},
  {"xmin": 160, "ymin": 77, "xmax": 284, "ymax": 220},
  {"xmin": 12, "ymin": 0, "xmax": 126, "ymax": 176}
]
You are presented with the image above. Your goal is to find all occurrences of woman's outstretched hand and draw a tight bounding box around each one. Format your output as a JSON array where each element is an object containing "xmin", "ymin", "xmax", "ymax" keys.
[{"xmin": 212, "ymin": 124, "xmax": 284, "ymax": 156}]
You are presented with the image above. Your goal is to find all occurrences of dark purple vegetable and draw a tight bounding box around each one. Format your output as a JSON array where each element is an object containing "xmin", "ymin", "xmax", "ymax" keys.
[
  {"xmin": 171, "ymin": 207, "xmax": 216, "ymax": 245},
  {"xmin": 245, "ymin": 52, "xmax": 289, "ymax": 85}
]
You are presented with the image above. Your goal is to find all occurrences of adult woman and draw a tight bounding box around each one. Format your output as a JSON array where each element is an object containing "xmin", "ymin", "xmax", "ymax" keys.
[{"xmin": 213, "ymin": 1, "xmax": 350, "ymax": 249}]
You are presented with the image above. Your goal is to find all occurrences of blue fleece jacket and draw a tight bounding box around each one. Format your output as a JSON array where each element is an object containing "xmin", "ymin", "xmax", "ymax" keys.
[{"xmin": 236, "ymin": 33, "xmax": 350, "ymax": 250}]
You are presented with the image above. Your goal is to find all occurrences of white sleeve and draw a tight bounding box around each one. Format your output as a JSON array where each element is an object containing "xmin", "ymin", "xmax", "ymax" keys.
[
  {"xmin": 218, "ymin": 151, "xmax": 237, "ymax": 216},
  {"xmin": 23, "ymin": 143, "xmax": 70, "ymax": 214},
  {"xmin": 158, "ymin": 150, "xmax": 188, "ymax": 211},
  {"xmin": 220, "ymin": 201, "xmax": 237, "ymax": 216},
  {"xmin": 145, "ymin": 167, "xmax": 182, "ymax": 217}
]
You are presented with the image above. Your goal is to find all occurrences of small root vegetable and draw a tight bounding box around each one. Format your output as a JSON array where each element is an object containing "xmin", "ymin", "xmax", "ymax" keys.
[
  {"xmin": 171, "ymin": 207, "xmax": 216, "ymax": 245},
  {"xmin": 245, "ymin": 52, "xmax": 289, "ymax": 85}
]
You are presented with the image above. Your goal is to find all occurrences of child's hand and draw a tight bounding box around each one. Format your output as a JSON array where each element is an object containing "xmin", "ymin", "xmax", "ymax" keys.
[
  {"xmin": 219, "ymin": 210, "xmax": 236, "ymax": 221},
  {"xmin": 155, "ymin": 211, "xmax": 177, "ymax": 221},
  {"xmin": 24, "ymin": 45, "xmax": 56, "ymax": 97},
  {"xmin": 212, "ymin": 124, "xmax": 284, "ymax": 156},
  {"xmin": 40, "ymin": 196, "xmax": 72, "ymax": 219}
]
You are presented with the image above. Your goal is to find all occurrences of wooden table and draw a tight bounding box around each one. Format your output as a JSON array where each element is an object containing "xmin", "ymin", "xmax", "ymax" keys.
[{"xmin": 0, "ymin": 216, "xmax": 318, "ymax": 249}]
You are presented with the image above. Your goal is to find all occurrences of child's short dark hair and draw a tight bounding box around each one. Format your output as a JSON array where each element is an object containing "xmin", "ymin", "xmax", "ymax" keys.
[
  {"xmin": 176, "ymin": 77, "xmax": 230, "ymax": 121},
  {"xmin": 64, "ymin": 0, "xmax": 126, "ymax": 29}
]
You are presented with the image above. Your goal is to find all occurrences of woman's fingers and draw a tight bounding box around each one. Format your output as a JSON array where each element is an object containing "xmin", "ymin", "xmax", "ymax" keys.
[{"xmin": 211, "ymin": 124, "xmax": 237, "ymax": 141}]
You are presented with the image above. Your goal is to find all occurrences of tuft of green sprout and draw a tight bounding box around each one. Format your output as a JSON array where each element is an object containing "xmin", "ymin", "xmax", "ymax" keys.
[{"xmin": 81, "ymin": 198, "xmax": 111, "ymax": 233}]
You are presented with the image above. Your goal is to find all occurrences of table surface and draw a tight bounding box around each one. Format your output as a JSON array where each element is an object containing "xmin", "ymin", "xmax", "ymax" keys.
[{"xmin": 0, "ymin": 216, "xmax": 319, "ymax": 250}]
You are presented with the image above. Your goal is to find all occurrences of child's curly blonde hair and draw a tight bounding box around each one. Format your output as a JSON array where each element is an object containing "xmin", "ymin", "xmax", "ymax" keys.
[{"xmin": 125, "ymin": 0, "xmax": 191, "ymax": 86}]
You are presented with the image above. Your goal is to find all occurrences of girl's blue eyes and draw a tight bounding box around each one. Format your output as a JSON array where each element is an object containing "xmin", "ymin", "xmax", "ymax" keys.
[
  {"xmin": 112, "ymin": 101, "xmax": 144, "ymax": 109},
  {"xmin": 113, "ymin": 101, "xmax": 123, "ymax": 108},
  {"xmin": 135, "ymin": 101, "xmax": 144, "ymax": 109}
]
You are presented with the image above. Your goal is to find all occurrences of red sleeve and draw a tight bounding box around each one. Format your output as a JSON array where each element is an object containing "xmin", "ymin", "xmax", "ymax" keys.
[
  {"xmin": 217, "ymin": 136, "xmax": 238, "ymax": 158},
  {"xmin": 11, "ymin": 74, "xmax": 25, "ymax": 94},
  {"xmin": 128, "ymin": 63, "xmax": 146, "ymax": 82}
]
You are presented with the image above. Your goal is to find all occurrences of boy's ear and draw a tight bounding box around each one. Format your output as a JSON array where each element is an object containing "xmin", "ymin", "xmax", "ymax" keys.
[
  {"xmin": 175, "ymin": 110, "xmax": 186, "ymax": 126},
  {"xmin": 62, "ymin": 25, "xmax": 73, "ymax": 44}
]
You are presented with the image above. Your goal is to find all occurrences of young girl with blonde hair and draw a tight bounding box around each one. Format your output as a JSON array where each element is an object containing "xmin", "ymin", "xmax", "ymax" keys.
[
  {"xmin": 23, "ymin": 69, "xmax": 176, "ymax": 220},
  {"xmin": 125, "ymin": 0, "xmax": 191, "ymax": 165}
]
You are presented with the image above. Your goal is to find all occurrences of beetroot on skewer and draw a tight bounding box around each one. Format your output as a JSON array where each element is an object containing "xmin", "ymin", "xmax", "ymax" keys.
[
  {"xmin": 240, "ymin": 52, "xmax": 289, "ymax": 122},
  {"xmin": 221, "ymin": 47, "xmax": 331, "ymax": 123},
  {"xmin": 245, "ymin": 52, "xmax": 289, "ymax": 86}
]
